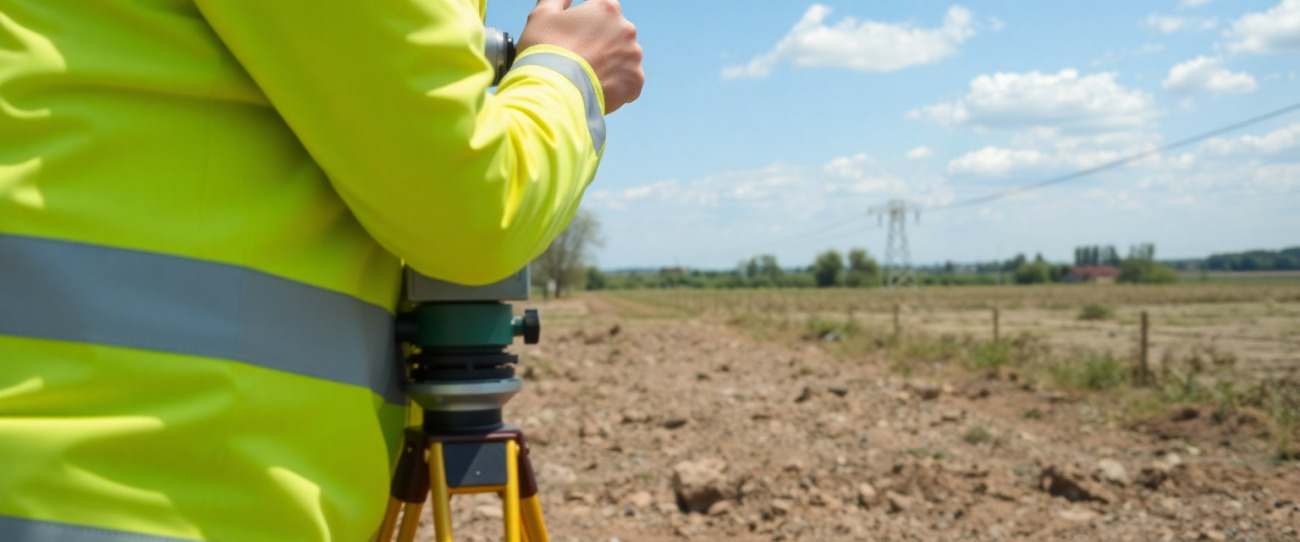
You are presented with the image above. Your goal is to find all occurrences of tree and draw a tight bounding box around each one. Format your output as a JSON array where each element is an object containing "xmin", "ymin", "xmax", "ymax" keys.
[
  {"xmin": 1014, "ymin": 260, "xmax": 1051, "ymax": 284},
  {"xmin": 844, "ymin": 248, "xmax": 880, "ymax": 287},
  {"xmin": 1118, "ymin": 243, "xmax": 1177, "ymax": 284},
  {"xmin": 1129, "ymin": 243, "xmax": 1155, "ymax": 261},
  {"xmin": 1003, "ymin": 253, "xmax": 1027, "ymax": 273},
  {"xmin": 1119, "ymin": 258, "xmax": 1178, "ymax": 284},
  {"xmin": 1102, "ymin": 245, "xmax": 1121, "ymax": 267},
  {"xmin": 584, "ymin": 266, "xmax": 606, "ymax": 290},
  {"xmin": 812, "ymin": 250, "xmax": 844, "ymax": 287},
  {"xmin": 530, "ymin": 209, "xmax": 603, "ymax": 297},
  {"xmin": 757, "ymin": 254, "xmax": 782, "ymax": 282}
]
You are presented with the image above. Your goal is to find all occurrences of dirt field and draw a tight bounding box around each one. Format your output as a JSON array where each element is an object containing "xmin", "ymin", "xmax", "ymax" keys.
[{"xmin": 415, "ymin": 286, "xmax": 1300, "ymax": 541}]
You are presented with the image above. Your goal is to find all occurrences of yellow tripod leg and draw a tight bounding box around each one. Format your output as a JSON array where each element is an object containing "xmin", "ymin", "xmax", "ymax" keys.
[
  {"xmin": 395, "ymin": 499, "xmax": 425, "ymax": 542},
  {"xmin": 428, "ymin": 442, "xmax": 454, "ymax": 542},
  {"xmin": 520, "ymin": 496, "xmax": 549, "ymax": 542},
  {"xmin": 377, "ymin": 497, "xmax": 403, "ymax": 541},
  {"xmin": 503, "ymin": 440, "xmax": 521, "ymax": 542}
]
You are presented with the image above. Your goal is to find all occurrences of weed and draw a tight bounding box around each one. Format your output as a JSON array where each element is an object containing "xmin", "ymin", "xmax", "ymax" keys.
[
  {"xmin": 905, "ymin": 446, "xmax": 944, "ymax": 459},
  {"xmin": 1049, "ymin": 353, "xmax": 1127, "ymax": 391},
  {"xmin": 1078, "ymin": 303, "xmax": 1115, "ymax": 321},
  {"xmin": 905, "ymin": 334, "xmax": 963, "ymax": 361},
  {"xmin": 1022, "ymin": 408, "xmax": 1042, "ymax": 420},
  {"xmin": 1262, "ymin": 381, "xmax": 1300, "ymax": 461},
  {"xmin": 1162, "ymin": 369, "xmax": 1213, "ymax": 405},
  {"xmin": 804, "ymin": 315, "xmax": 859, "ymax": 340},
  {"xmin": 962, "ymin": 425, "xmax": 996, "ymax": 445},
  {"xmin": 889, "ymin": 355, "xmax": 914, "ymax": 378},
  {"xmin": 969, "ymin": 341, "xmax": 1012, "ymax": 369},
  {"xmin": 1213, "ymin": 381, "xmax": 1239, "ymax": 423}
]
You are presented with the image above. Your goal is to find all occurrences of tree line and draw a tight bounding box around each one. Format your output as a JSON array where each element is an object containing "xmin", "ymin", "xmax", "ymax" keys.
[
  {"xmin": 529, "ymin": 211, "xmax": 1192, "ymax": 296},
  {"xmin": 584, "ymin": 243, "xmax": 1179, "ymax": 292},
  {"xmin": 586, "ymin": 248, "xmax": 883, "ymax": 290},
  {"xmin": 1203, "ymin": 247, "xmax": 1300, "ymax": 271}
]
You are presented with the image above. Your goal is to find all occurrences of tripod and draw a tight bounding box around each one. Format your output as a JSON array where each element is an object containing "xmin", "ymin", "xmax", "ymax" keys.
[{"xmin": 378, "ymin": 269, "xmax": 549, "ymax": 542}]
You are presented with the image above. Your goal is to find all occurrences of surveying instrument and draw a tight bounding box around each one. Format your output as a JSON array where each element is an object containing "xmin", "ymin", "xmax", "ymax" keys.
[{"xmin": 377, "ymin": 268, "xmax": 549, "ymax": 542}]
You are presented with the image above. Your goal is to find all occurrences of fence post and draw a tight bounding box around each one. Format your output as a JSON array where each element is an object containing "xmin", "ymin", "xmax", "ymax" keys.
[
  {"xmin": 1138, "ymin": 311, "xmax": 1151, "ymax": 386},
  {"xmin": 993, "ymin": 307, "xmax": 1000, "ymax": 343}
]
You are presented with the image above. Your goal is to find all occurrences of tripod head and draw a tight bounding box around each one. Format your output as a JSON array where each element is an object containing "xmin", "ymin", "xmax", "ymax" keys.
[{"xmin": 397, "ymin": 268, "xmax": 539, "ymax": 434}]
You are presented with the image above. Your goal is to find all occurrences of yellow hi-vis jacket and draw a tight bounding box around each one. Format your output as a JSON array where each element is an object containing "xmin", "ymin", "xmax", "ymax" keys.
[{"xmin": 0, "ymin": 0, "xmax": 604, "ymax": 539}]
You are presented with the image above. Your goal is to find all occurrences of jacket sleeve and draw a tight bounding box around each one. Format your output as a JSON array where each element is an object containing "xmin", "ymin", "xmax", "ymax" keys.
[{"xmin": 193, "ymin": 0, "xmax": 605, "ymax": 285}]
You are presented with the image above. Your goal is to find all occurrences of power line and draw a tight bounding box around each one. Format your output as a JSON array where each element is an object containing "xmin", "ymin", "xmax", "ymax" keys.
[
  {"xmin": 676, "ymin": 99, "xmax": 1300, "ymax": 267},
  {"xmin": 930, "ymin": 100, "xmax": 1300, "ymax": 211}
]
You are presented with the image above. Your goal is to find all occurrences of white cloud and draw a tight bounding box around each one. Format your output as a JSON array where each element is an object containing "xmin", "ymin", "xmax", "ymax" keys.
[
  {"xmin": 1225, "ymin": 0, "xmax": 1300, "ymax": 53},
  {"xmin": 915, "ymin": 69, "xmax": 1165, "ymax": 178},
  {"xmin": 822, "ymin": 152, "xmax": 875, "ymax": 178},
  {"xmin": 1180, "ymin": 0, "xmax": 1214, "ymax": 8},
  {"xmin": 1203, "ymin": 122, "xmax": 1300, "ymax": 155},
  {"xmin": 947, "ymin": 147, "xmax": 1048, "ymax": 176},
  {"xmin": 1165, "ymin": 153, "xmax": 1197, "ymax": 169},
  {"xmin": 1162, "ymin": 56, "xmax": 1258, "ymax": 94},
  {"xmin": 586, "ymin": 158, "xmax": 944, "ymax": 234},
  {"xmin": 1140, "ymin": 155, "xmax": 1300, "ymax": 193},
  {"xmin": 721, "ymin": 4, "xmax": 978, "ymax": 79},
  {"xmin": 910, "ymin": 69, "xmax": 1157, "ymax": 133},
  {"xmin": 586, "ymin": 180, "xmax": 681, "ymax": 210},
  {"xmin": 1250, "ymin": 162, "xmax": 1300, "ymax": 189},
  {"xmin": 906, "ymin": 146, "xmax": 935, "ymax": 160},
  {"xmin": 1147, "ymin": 13, "xmax": 1218, "ymax": 33}
]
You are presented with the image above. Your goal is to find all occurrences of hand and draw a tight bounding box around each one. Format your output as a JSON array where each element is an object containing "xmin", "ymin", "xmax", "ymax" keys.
[{"xmin": 517, "ymin": 0, "xmax": 644, "ymax": 114}]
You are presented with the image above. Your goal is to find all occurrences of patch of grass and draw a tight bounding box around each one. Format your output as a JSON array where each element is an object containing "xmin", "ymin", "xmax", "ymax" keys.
[
  {"xmin": 1022, "ymin": 408, "xmax": 1042, "ymax": 420},
  {"xmin": 905, "ymin": 446, "xmax": 944, "ymax": 459},
  {"xmin": 888, "ymin": 354, "xmax": 914, "ymax": 378},
  {"xmin": 1161, "ymin": 369, "xmax": 1214, "ymax": 405},
  {"xmin": 904, "ymin": 334, "xmax": 963, "ymax": 361},
  {"xmin": 1048, "ymin": 353, "xmax": 1128, "ymax": 391},
  {"xmin": 962, "ymin": 425, "xmax": 996, "ymax": 445},
  {"xmin": 1078, "ymin": 303, "xmax": 1115, "ymax": 321},
  {"xmin": 804, "ymin": 315, "xmax": 860, "ymax": 340},
  {"xmin": 1260, "ymin": 381, "xmax": 1300, "ymax": 461},
  {"xmin": 969, "ymin": 341, "xmax": 1013, "ymax": 369}
]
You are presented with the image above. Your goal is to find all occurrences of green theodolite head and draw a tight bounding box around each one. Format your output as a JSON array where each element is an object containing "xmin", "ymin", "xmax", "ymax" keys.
[{"xmin": 397, "ymin": 268, "xmax": 539, "ymax": 434}]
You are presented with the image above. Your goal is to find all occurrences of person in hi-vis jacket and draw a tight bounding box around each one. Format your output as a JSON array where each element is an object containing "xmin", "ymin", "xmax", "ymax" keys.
[{"xmin": 0, "ymin": 0, "xmax": 643, "ymax": 539}]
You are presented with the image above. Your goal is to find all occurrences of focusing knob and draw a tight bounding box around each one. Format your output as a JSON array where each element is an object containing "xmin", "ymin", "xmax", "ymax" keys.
[{"xmin": 522, "ymin": 309, "xmax": 540, "ymax": 344}]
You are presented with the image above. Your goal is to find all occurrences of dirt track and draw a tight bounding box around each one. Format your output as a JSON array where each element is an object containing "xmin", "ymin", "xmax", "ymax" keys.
[{"xmin": 417, "ymin": 293, "xmax": 1300, "ymax": 541}]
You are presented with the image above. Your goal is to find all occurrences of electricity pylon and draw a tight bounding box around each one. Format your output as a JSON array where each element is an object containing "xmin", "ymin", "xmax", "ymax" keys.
[{"xmin": 868, "ymin": 199, "xmax": 922, "ymax": 289}]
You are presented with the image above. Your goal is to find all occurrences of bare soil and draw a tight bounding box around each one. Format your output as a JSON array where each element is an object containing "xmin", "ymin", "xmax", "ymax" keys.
[{"xmin": 410, "ymin": 293, "xmax": 1300, "ymax": 541}]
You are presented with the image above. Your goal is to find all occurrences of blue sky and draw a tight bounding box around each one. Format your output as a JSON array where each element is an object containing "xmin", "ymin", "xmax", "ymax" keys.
[{"xmin": 489, "ymin": 1, "xmax": 1300, "ymax": 270}]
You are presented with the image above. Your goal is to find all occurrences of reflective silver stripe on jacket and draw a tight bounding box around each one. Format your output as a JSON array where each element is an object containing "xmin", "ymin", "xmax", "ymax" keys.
[
  {"xmin": 0, "ymin": 515, "xmax": 195, "ymax": 542},
  {"xmin": 0, "ymin": 233, "xmax": 404, "ymax": 405},
  {"xmin": 510, "ymin": 52, "xmax": 607, "ymax": 153}
]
